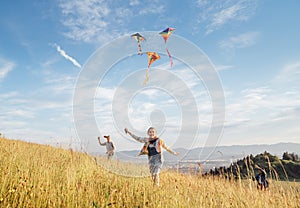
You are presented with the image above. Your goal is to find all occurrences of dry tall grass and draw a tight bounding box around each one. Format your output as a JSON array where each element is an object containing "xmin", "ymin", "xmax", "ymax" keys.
[{"xmin": 0, "ymin": 138, "xmax": 299, "ymax": 207}]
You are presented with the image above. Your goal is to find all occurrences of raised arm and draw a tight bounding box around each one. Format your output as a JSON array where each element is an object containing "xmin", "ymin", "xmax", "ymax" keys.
[
  {"xmin": 254, "ymin": 165, "xmax": 267, "ymax": 175},
  {"xmin": 160, "ymin": 139, "xmax": 179, "ymax": 156},
  {"xmin": 124, "ymin": 128, "xmax": 147, "ymax": 143},
  {"xmin": 97, "ymin": 137, "xmax": 106, "ymax": 146}
]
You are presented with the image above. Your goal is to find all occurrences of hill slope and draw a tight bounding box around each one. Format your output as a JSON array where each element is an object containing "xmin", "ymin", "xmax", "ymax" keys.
[
  {"xmin": 117, "ymin": 142, "xmax": 300, "ymax": 163},
  {"xmin": 208, "ymin": 151, "xmax": 300, "ymax": 180},
  {"xmin": 0, "ymin": 138, "xmax": 299, "ymax": 207}
]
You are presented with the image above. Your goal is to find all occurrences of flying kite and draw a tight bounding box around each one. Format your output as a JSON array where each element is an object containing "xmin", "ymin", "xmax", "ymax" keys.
[
  {"xmin": 159, "ymin": 27, "xmax": 175, "ymax": 67},
  {"xmin": 131, "ymin": 33, "xmax": 145, "ymax": 55},
  {"xmin": 143, "ymin": 52, "xmax": 160, "ymax": 85}
]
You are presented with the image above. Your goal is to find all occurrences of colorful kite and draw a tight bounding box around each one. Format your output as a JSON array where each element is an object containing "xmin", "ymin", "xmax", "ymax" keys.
[
  {"xmin": 159, "ymin": 27, "xmax": 175, "ymax": 67},
  {"xmin": 144, "ymin": 52, "xmax": 160, "ymax": 85},
  {"xmin": 131, "ymin": 33, "xmax": 145, "ymax": 55}
]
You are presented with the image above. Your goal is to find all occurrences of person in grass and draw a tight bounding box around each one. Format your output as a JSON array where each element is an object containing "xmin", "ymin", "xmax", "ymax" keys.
[
  {"xmin": 124, "ymin": 127, "xmax": 179, "ymax": 186},
  {"xmin": 98, "ymin": 135, "xmax": 115, "ymax": 159},
  {"xmin": 255, "ymin": 166, "xmax": 269, "ymax": 190}
]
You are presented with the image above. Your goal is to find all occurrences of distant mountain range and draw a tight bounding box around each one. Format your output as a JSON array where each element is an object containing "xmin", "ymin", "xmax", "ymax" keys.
[{"xmin": 115, "ymin": 142, "xmax": 300, "ymax": 168}]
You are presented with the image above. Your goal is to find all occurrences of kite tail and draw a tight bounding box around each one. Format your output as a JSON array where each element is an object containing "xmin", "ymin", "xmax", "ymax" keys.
[
  {"xmin": 143, "ymin": 68, "xmax": 150, "ymax": 85},
  {"xmin": 138, "ymin": 41, "xmax": 143, "ymax": 55},
  {"xmin": 166, "ymin": 47, "xmax": 173, "ymax": 67}
]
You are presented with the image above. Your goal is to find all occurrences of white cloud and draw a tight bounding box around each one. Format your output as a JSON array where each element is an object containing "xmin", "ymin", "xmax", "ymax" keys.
[
  {"xmin": 210, "ymin": 5, "xmax": 243, "ymax": 30},
  {"xmin": 0, "ymin": 120, "xmax": 28, "ymax": 131},
  {"xmin": 0, "ymin": 58, "xmax": 15, "ymax": 81},
  {"xmin": 0, "ymin": 91, "xmax": 19, "ymax": 99},
  {"xmin": 0, "ymin": 88, "xmax": 75, "ymax": 143},
  {"xmin": 54, "ymin": 44, "xmax": 81, "ymax": 68},
  {"xmin": 241, "ymin": 87, "xmax": 271, "ymax": 101},
  {"xmin": 218, "ymin": 31, "xmax": 260, "ymax": 49},
  {"xmin": 60, "ymin": 0, "xmax": 110, "ymax": 42},
  {"xmin": 129, "ymin": 0, "xmax": 140, "ymax": 6},
  {"xmin": 96, "ymin": 86, "xmax": 116, "ymax": 101},
  {"xmin": 58, "ymin": 0, "xmax": 166, "ymax": 44},
  {"xmin": 42, "ymin": 70, "xmax": 76, "ymax": 94},
  {"xmin": 138, "ymin": 5, "xmax": 165, "ymax": 15},
  {"xmin": 0, "ymin": 62, "xmax": 77, "ymax": 146},
  {"xmin": 59, "ymin": 0, "xmax": 124, "ymax": 43},
  {"xmin": 223, "ymin": 75, "xmax": 300, "ymax": 144},
  {"xmin": 139, "ymin": 88, "xmax": 162, "ymax": 97},
  {"xmin": 215, "ymin": 65, "xmax": 234, "ymax": 71},
  {"xmin": 0, "ymin": 70, "xmax": 76, "ymax": 126},
  {"xmin": 274, "ymin": 61, "xmax": 300, "ymax": 83},
  {"xmin": 7, "ymin": 109, "xmax": 35, "ymax": 119},
  {"xmin": 195, "ymin": 0, "xmax": 258, "ymax": 34}
]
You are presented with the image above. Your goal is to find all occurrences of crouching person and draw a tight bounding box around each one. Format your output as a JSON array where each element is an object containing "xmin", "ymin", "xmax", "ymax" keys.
[{"xmin": 255, "ymin": 166, "xmax": 269, "ymax": 190}]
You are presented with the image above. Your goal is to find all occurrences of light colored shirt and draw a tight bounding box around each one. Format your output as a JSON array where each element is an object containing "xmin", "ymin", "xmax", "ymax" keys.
[{"xmin": 100, "ymin": 141, "xmax": 115, "ymax": 153}]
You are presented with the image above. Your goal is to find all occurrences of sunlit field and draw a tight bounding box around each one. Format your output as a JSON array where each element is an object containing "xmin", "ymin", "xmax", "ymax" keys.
[{"xmin": 0, "ymin": 138, "xmax": 299, "ymax": 207}]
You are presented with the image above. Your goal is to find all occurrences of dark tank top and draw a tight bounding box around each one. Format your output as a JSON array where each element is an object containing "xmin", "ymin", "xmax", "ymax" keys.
[{"xmin": 147, "ymin": 138, "xmax": 160, "ymax": 156}]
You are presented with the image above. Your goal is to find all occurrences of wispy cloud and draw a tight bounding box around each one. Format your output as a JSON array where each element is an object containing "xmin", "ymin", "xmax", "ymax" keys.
[
  {"xmin": 96, "ymin": 86, "xmax": 116, "ymax": 101},
  {"xmin": 223, "ymin": 59, "xmax": 300, "ymax": 139},
  {"xmin": 218, "ymin": 31, "xmax": 260, "ymax": 49},
  {"xmin": 129, "ymin": 0, "xmax": 140, "ymax": 6},
  {"xmin": 59, "ymin": 0, "xmax": 111, "ymax": 43},
  {"xmin": 53, "ymin": 43, "xmax": 81, "ymax": 68},
  {"xmin": 215, "ymin": 65, "xmax": 234, "ymax": 71},
  {"xmin": 43, "ymin": 73, "xmax": 76, "ymax": 95},
  {"xmin": 0, "ymin": 58, "xmax": 15, "ymax": 82},
  {"xmin": 274, "ymin": 61, "xmax": 300, "ymax": 83},
  {"xmin": 0, "ymin": 84, "xmax": 75, "ymax": 142},
  {"xmin": 195, "ymin": 0, "xmax": 258, "ymax": 34},
  {"xmin": 210, "ymin": 4, "xmax": 244, "ymax": 33},
  {"xmin": 58, "ymin": 0, "xmax": 166, "ymax": 44},
  {"xmin": 138, "ymin": 4, "xmax": 165, "ymax": 15},
  {"xmin": 0, "ymin": 91, "xmax": 19, "ymax": 99}
]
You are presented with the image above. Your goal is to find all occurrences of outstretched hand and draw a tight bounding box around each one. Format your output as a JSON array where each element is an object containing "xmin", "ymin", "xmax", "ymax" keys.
[
  {"xmin": 124, "ymin": 128, "xmax": 129, "ymax": 134},
  {"xmin": 174, "ymin": 152, "xmax": 180, "ymax": 156}
]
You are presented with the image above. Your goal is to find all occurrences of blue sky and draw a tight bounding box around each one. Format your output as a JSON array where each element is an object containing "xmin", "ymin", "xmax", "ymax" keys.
[{"xmin": 0, "ymin": 0, "xmax": 300, "ymax": 154}]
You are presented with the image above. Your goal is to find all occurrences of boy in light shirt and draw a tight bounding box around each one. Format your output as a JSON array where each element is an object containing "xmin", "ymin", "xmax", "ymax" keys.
[{"xmin": 98, "ymin": 135, "xmax": 115, "ymax": 159}]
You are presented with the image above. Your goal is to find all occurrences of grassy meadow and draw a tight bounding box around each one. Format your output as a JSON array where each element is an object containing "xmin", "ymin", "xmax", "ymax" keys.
[{"xmin": 0, "ymin": 138, "xmax": 299, "ymax": 207}]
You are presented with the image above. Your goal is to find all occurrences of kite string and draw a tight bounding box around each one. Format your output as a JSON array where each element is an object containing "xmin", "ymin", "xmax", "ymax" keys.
[{"xmin": 143, "ymin": 68, "xmax": 150, "ymax": 85}]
